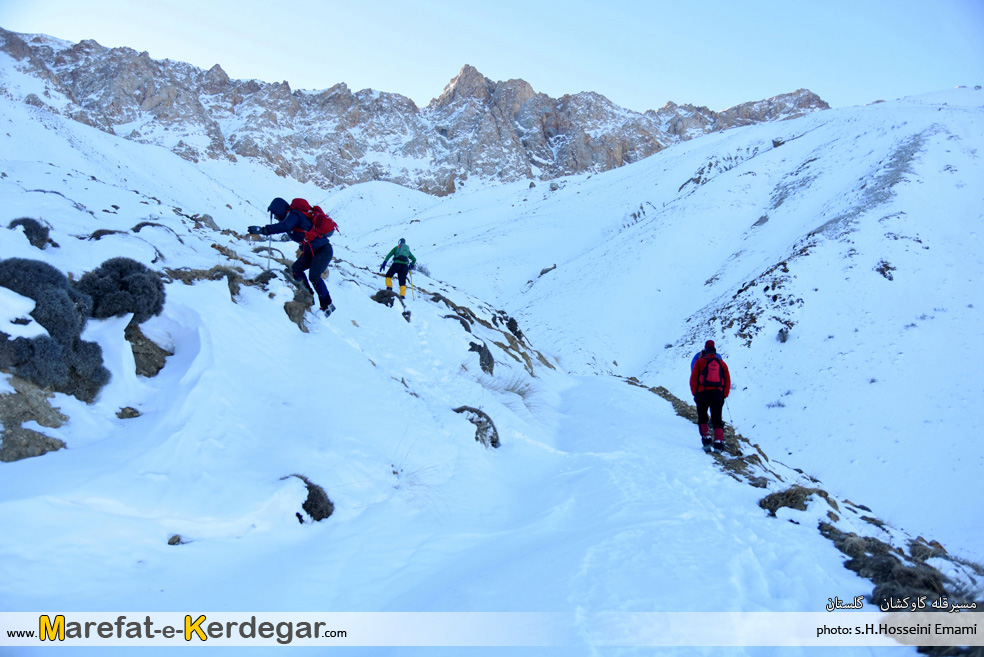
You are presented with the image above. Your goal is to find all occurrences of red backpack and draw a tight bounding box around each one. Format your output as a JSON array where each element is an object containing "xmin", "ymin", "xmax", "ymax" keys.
[
  {"xmin": 289, "ymin": 198, "xmax": 338, "ymax": 243},
  {"xmin": 699, "ymin": 354, "xmax": 725, "ymax": 389}
]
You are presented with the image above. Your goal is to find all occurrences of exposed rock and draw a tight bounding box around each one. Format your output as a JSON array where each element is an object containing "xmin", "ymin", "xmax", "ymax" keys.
[
  {"xmin": 0, "ymin": 427, "xmax": 66, "ymax": 462},
  {"xmin": 284, "ymin": 290, "xmax": 313, "ymax": 333},
  {"xmin": 281, "ymin": 474, "xmax": 334, "ymax": 521},
  {"xmin": 0, "ymin": 376, "xmax": 68, "ymax": 429},
  {"xmin": 759, "ymin": 485, "xmax": 839, "ymax": 516},
  {"xmin": 116, "ymin": 406, "xmax": 140, "ymax": 419},
  {"xmin": 194, "ymin": 214, "xmax": 219, "ymax": 231},
  {"xmin": 370, "ymin": 288, "xmax": 401, "ymax": 308},
  {"xmin": 0, "ymin": 376, "xmax": 68, "ymax": 462},
  {"xmin": 24, "ymin": 93, "xmax": 45, "ymax": 108},
  {"xmin": 504, "ymin": 316, "xmax": 524, "ymax": 341},
  {"xmin": 124, "ymin": 323, "xmax": 172, "ymax": 377},
  {"xmin": 163, "ymin": 264, "xmax": 262, "ymax": 301},
  {"xmin": 443, "ymin": 314, "xmax": 472, "ymax": 332}
]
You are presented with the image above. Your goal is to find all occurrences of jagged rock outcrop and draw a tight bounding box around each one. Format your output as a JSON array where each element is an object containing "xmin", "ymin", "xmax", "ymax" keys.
[
  {"xmin": 0, "ymin": 376, "xmax": 68, "ymax": 462},
  {"xmin": 0, "ymin": 28, "xmax": 830, "ymax": 196}
]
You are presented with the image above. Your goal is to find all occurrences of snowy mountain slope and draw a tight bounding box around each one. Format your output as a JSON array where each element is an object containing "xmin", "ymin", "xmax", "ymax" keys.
[
  {"xmin": 1, "ymin": 61, "xmax": 982, "ymax": 657},
  {"xmin": 341, "ymin": 88, "xmax": 984, "ymax": 561}
]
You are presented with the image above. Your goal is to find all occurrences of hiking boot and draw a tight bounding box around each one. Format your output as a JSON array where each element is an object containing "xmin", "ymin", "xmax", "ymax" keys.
[
  {"xmin": 321, "ymin": 303, "xmax": 336, "ymax": 318},
  {"xmin": 713, "ymin": 441, "xmax": 725, "ymax": 453},
  {"xmin": 701, "ymin": 438, "xmax": 712, "ymax": 453}
]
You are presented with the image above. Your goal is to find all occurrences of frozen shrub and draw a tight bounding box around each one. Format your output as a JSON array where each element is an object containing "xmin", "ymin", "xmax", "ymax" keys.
[
  {"xmin": 76, "ymin": 257, "xmax": 166, "ymax": 325},
  {"xmin": 9, "ymin": 335, "xmax": 110, "ymax": 404},
  {"xmin": 8, "ymin": 218, "xmax": 50, "ymax": 249},
  {"xmin": 28, "ymin": 286, "xmax": 90, "ymax": 344},
  {"xmin": 0, "ymin": 258, "xmax": 71, "ymax": 297},
  {"xmin": 0, "ymin": 333, "xmax": 33, "ymax": 369},
  {"xmin": 0, "ymin": 259, "xmax": 91, "ymax": 343},
  {"xmin": 67, "ymin": 338, "xmax": 110, "ymax": 383},
  {"xmin": 453, "ymin": 406, "xmax": 501, "ymax": 448},
  {"xmin": 468, "ymin": 341, "xmax": 495, "ymax": 375},
  {"xmin": 62, "ymin": 339, "xmax": 111, "ymax": 403},
  {"xmin": 0, "ymin": 258, "xmax": 110, "ymax": 402},
  {"xmin": 13, "ymin": 336, "xmax": 70, "ymax": 390}
]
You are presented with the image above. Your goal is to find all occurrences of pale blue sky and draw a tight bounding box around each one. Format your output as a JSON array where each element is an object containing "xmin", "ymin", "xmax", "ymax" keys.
[{"xmin": 1, "ymin": 0, "xmax": 982, "ymax": 111}]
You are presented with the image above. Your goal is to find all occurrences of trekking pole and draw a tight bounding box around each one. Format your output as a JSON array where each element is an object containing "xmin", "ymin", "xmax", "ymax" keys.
[
  {"xmin": 409, "ymin": 269, "xmax": 415, "ymax": 300},
  {"xmin": 265, "ymin": 211, "xmax": 273, "ymax": 272}
]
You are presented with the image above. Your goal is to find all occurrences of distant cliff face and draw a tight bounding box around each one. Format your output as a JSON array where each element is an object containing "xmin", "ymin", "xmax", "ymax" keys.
[{"xmin": 0, "ymin": 29, "xmax": 829, "ymax": 196}]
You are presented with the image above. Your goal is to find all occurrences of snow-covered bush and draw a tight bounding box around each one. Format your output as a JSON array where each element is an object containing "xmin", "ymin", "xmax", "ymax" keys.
[
  {"xmin": 10, "ymin": 335, "xmax": 70, "ymax": 390},
  {"xmin": 0, "ymin": 258, "xmax": 111, "ymax": 402},
  {"xmin": 66, "ymin": 338, "xmax": 112, "ymax": 385},
  {"xmin": 453, "ymin": 406, "xmax": 500, "ymax": 448},
  {"xmin": 7, "ymin": 217, "xmax": 51, "ymax": 249},
  {"xmin": 0, "ymin": 258, "xmax": 91, "ymax": 343},
  {"xmin": 13, "ymin": 334, "xmax": 110, "ymax": 404},
  {"xmin": 0, "ymin": 333, "xmax": 32, "ymax": 370},
  {"xmin": 29, "ymin": 284, "xmax": 92, "ymax": 342},
  {"xmin": 76, "ymin": 257, "xmax": 165, "ymax": 325}
]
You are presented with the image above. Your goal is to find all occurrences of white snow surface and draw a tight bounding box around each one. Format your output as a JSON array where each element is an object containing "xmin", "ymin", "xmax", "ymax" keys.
[{"xmin": 1, "ymin": 52, "xmax": 982, "ymax": 657}]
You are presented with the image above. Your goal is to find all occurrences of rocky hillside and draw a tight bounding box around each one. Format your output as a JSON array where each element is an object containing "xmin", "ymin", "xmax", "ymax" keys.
[{"xmin": 0, "ymin": 28, "xmax": 829, "ymax": 195}]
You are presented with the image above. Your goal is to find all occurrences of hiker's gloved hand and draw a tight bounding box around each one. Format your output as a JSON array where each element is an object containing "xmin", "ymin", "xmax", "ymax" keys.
[
  {"xmin": 409, "ymin": 263, "xmax": 415, "ymax": 271},
  {"xmin": 379, "ymin": 263, "xmax": 386, "ymax": 273},
  {"xmin": 247, "ymin": 225, "xmax": 263, "ymax": 235}
]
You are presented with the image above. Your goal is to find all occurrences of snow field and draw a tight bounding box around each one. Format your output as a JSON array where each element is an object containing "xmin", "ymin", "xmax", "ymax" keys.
[{"xmin": 1, "ymin": 67, "xmax": 982, "ymax": 655}]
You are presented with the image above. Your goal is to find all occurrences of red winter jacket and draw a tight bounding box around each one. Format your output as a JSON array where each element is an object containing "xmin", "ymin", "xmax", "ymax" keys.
[{"xmin": 690, "ymin": 354, "xmax": 731, "ymax": 397}]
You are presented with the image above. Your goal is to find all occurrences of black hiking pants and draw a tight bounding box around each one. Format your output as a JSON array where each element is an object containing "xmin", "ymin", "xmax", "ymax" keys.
[
  {"xmin": 384, "ymin": 262, "xmax": 410, "ymax": 287},
  {"xmin": 292, "ymin": 242, "xmax": 333, "ymax": 308},
  {"xmin": 695, "ymin": 389, "xmax": 725, "ymax": 429}
]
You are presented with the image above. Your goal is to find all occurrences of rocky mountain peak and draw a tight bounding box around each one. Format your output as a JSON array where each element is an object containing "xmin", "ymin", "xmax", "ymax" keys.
[
  {"xmin": 432, "ymin": 64, "xmax": 493, "ymax": 106},
  {"xmin": 490, "ymin": 77, "xmax": 537, "ymax": 119},
  {"xmin": 1, "ymin": 29, "xmax": 832, "ymax": 196},
  {"xmin": 202, "ymin": 64, "xmax": 231, "ymax": 93}
]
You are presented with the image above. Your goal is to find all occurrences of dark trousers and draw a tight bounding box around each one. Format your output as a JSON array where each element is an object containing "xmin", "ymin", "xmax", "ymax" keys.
[
  {"xmin": 384, "ymin": 262, "xmax": 409, "ymax": 287},
  {"xmin": 292, "ymin": 243, "xmax": 333, "ymax": 308},
  {"xmin": 695, "ymin": 389, "xmax": 725, "ymax": 429}
]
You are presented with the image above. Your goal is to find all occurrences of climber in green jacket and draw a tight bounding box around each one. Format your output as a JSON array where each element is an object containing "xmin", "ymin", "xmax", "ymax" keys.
[{"xmin": 379, "ymin": 238, "xmax": 417, "ymax": 299}]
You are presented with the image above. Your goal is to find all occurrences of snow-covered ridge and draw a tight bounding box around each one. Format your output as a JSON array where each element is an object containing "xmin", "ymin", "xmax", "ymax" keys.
[{"xmin": 0, "ymin": 28, "xmax": 828, "ymax": 196}]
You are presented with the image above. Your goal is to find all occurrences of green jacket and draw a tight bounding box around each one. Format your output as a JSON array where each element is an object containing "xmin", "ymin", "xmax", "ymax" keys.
[{"xmin": 384, "ymin": 244, "xmax": 416, "ymax": 266}]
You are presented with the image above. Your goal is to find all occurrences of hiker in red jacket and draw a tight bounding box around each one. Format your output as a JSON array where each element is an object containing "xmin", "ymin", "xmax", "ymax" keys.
[{"xmin": 690, "ymin": 339, "xmax": 731, "ymax": 453}]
